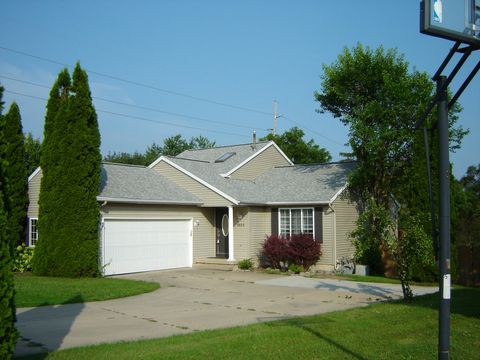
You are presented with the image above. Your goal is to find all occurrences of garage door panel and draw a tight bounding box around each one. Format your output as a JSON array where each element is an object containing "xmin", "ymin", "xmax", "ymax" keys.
[{"xmin": 103, "ymin": 219, "xmax": 192, "ymax": 275}]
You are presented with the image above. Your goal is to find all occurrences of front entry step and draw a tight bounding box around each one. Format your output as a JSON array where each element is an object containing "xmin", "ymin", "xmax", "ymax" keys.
[{"xmin": 194, "ymin": 257, "xmax": 237, "ymax": 271}]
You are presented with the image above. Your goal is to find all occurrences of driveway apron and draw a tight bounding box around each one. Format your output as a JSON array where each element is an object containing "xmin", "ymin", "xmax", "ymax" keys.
[{"xmin": 15, "ymin": 268, "xmax": 438, "ymax": 357}]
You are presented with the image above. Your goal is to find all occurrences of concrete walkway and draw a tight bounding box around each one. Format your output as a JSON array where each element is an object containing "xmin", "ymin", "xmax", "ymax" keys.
[{"xmin": 15, "ymin": 269, "xmax": 437, "ymax": 357}]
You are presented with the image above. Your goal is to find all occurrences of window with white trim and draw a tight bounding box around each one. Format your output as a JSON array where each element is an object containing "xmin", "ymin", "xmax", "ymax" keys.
[
  {"xmin": 279, "ymin": 208, "xmax": 314, "ymax": 237},
  {"xmin": 29, "ymin": 218, "xmax": 38, "ymax": 247}
]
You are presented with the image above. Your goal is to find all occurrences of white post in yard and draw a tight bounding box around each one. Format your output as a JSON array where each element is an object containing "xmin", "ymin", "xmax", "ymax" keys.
[{"xmin": 228, "ymin": 206, "xmax": 235, "ymax": 261}]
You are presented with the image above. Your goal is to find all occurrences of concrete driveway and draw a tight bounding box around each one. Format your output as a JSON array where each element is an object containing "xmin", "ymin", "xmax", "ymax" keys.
[{"xmin": 15, "ymin": 268, "xmax": 437, "ymax": 357}]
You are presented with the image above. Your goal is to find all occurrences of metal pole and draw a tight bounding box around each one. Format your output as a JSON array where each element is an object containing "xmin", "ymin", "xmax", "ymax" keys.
[{"xmin": 437, "ymin": 75, "xmax": 450, "ymax": 360}]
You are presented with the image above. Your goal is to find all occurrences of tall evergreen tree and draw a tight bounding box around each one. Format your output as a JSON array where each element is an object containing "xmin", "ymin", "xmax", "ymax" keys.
[
  {"xmin": 33, "ymin": 69, "xmax": 71, "ymax": 275},
  {"xmin": 0, "ymin": 84, "xmax": 18, "ymax": 359},
  {"xmin": 34, "ymin": 64, "xmax": 101, "ymax": 277},
  {"xmin": 3, "ymin": 103, "xmax": 29, "ymax": 248},
  {"xmin": 62, "ymin": 63, "xmax": 101, "ymax": 277}
]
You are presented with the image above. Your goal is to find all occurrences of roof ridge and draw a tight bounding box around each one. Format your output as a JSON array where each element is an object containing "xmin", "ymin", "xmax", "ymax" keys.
[
  {"xmin": 102, "ymin": 161, "xmax": 147, "ymax": 168},
  {"xmin": 182, "ymin": 141, "xmax": 271, "ymax": 153},
  {"xmin": 273, "ymin": 160, "xmax": 357, "ymax": 169},
  {"xmin": 168, "ymin": 156, "xmax": 210, "ymax": 164}
]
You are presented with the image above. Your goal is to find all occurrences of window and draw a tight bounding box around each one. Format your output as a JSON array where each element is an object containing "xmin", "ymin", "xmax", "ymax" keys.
[
  {"xmin": 279, "ymin": 208, "xmax": 314, "ymax": 237},
  {"xmin": 221, "ymin": 214, "xmax": 229, "ymax": 236},
  {"xmin": 29, "ymin": 218, "xmax": 38, "ymax": 247}
]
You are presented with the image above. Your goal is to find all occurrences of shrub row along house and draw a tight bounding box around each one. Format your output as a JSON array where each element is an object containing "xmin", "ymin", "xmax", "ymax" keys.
[{"xmin": 27, "ymin": 139, "xmax": 358, "ymax": 275}]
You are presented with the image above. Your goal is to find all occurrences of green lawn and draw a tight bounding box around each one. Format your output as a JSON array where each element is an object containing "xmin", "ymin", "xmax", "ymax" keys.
[
  {"xmin": 18, "ymin": 287, "xmax": 480, "ymax": 360},
  {"xmin": 14, "ymin": 274, "xmax": 160, "ymax": 307}
]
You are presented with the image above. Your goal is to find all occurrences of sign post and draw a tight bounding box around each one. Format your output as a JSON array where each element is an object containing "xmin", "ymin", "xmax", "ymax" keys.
[
  {"xmin": 419, "ymin": 1, "xmax": 480, "ymax": 359},
  {"xmin": 436, "ymin": 75, "xmax": 451, "ymax": 360}
]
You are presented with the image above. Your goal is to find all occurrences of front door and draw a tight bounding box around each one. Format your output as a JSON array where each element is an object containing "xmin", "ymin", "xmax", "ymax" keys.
[{"xmin": 215, "ymin": 208, "xmax": 229, "ymax": 258}]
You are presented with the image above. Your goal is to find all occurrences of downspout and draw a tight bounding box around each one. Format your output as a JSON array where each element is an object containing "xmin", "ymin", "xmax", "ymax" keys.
[
  {"xmin": 99, "ymin": 200, "xmax": 107, "ymax": 275},
  {"xmin": 329, "ymin": 203, "xmax": 337, "ymax": 270}
]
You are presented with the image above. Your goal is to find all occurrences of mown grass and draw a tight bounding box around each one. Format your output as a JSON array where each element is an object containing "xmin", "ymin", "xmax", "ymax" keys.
[
  {"xmin": 14, "ymin": 274, "xmax": 160, "ymax": 307},
  {"xmin": 18, "ymin": 287, "xmax": 480, "ymax": 360}
]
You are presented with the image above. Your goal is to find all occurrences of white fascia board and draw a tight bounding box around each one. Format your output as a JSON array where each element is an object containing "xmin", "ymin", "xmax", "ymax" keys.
[
  {"xmin": 28, "ymin": 167, "xmax": 42, "ymax": 182},
  {"xmin": 266, "ymin": 201, "xmax": 330, "ymax": 206},
  {"xmin": 329, "ymin": 184, "xmax": 347, "ymax": 205},
  {"xmin": 151, "ymin": 157, "xmax": 239, "ymax": 205},
  {"xmin": 148, "ymin": 156, "xmax": 163, "ymax": 169},
  {"xmin": 96, "ymin": 196, "xmax": 203, "ymax": 206},
  {"xmin": 221, "ymin": 141, "xmax": 293, "ymax": 178}
]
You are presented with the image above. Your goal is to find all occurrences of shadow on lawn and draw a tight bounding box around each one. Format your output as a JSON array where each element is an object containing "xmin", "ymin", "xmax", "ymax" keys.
[
  {"xmin": 265, "ymin": 317, "xmax": 367, "ymax": 360},
  {"xmin": 14, "ymin": 295, "xmax": 85, "ymax": 359},
  {"xmin": 409, "ymin": 287, "xmax": 480, "ymax": 319}
]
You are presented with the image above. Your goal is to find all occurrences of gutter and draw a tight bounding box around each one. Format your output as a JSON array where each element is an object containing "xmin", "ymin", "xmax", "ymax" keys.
[{"xmin": 96, "ymin": 196, "xmax": 203, "ymax": 206}]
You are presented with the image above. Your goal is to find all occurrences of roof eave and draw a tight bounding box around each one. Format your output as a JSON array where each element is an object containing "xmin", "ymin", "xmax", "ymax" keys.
[
  {"xmin": 97, "ymin": 196, "xmax": 203, "ymax": 206},
  {"xmin": 240, "ymin": 201, "xmax": 331, "ymax": 206}
]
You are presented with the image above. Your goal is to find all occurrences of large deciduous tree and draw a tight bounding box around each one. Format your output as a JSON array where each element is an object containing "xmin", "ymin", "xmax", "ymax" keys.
[
  {"xmin": 315, "ymin": 44, "xmax": 465, "ymax": 299},
  {"xmin": 0, "ymin": 84, "xmax": 18, "ymax": 359},
  {"xmin": 33, "ymin": 63, "xmax": 101, "ymax": 277},
  {"xmin": 455, "ymin": 164, "xmax": 480, "ymax": 286},
  {"xmin": 261, "ymin": 127, "xmax": 331, "ymax": 164}
]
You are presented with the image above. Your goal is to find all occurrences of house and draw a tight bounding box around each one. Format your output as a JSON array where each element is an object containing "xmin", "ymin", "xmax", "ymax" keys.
[{"xmin": 27, "ymin": 140, "xmax": 359, "ymax": 276}]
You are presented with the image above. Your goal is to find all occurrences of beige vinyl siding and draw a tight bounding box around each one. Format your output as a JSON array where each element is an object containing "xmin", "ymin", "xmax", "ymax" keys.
[
  {"xmin": 333, "ymin": 194, "xmax": 358, "ymax": 260},
  {"xmin": 232, "ymin": 206, "xmax": 271, "ymax": 263},
  {"xmin": 27, "ymin": 169, "xmax": 42, "ymax": 218},
  {"xmin": 152, "ymin": 161, "xmax": 233, "ymax": 207},
  {"xmin": 233, "ymin": 207, "xmax": 250, "ymax": 260},
  {"xmin": 100, "ymin": 203, "xmax": 215, "ymax": 260},
  {"xmin": 229, "ymin": 145, "xmax": 291, "ymax": 180},
  {"xmin": 318, "ymin": 207, "xmax": 335, "ymax": 266},
  {"xmin": 248, "ymin": 207, "xmax": 271, "ymax": 262}
]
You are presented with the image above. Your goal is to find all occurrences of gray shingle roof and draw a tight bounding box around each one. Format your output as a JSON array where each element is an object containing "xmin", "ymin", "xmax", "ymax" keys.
[
  {"xmin": 243, "ymin": 162, "xmax": 355, "ymax": 204},
  {"xmin": 176, "ymin": 141, "xmax": 271, "ymax": 174},
  {"xmin": 167, "ymin": 153, "xmax": 354, "ymax": 205},
  {"xmin": 99, "ymin": 163, "xmax": 202, "ymax": 205}
]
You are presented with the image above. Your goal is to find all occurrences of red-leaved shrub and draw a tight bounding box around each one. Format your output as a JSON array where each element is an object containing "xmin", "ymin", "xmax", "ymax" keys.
[
  {"xmin": 260, "ymin": 235, "xmax": 288, "ymax": 269},
  {"xmin": 261, "ymin": 234, "xmax": 322, "ymax": 271},
  {"xmin": 287, "ymin": 234, "xmax": 321, "ymax": 271}
]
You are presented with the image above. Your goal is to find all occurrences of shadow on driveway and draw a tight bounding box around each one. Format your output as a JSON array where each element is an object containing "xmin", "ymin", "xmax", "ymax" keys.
[{"xmin": 15, "ymin": 295, "xmax": 84, "ymax": 359}]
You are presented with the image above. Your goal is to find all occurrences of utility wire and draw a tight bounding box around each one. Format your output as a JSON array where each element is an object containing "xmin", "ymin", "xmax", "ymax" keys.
[
  {"xmin": 283, "ymin": 115, "xmax": 345, "ymax": 147},
  {"xmin": 0, "ymin": 75, "xmax": 262, "ymax": 131},
  {"xmin": 0, "ymin": 45, "xmax": 272, "ymax": 116},
  {"xmin": 4, "ymin": 90, "xmax": 251, "ymax": 139},
  {"xmin": 0, "ymin": 45, "xmax": 348, "ymax": 147}
]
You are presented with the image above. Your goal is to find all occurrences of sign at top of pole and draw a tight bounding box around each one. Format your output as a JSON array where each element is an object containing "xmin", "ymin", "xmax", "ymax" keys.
[{"xmin": 421, "ymin": 0, "xmax": 480, "ymax": 46}]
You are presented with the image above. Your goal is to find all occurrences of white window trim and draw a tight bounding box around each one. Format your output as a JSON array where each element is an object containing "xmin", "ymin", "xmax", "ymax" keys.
[
  {"xmin": 29, "ymin": 217, "xmax": 38, "ymax": 247},
  {"xmin": 278, "ymin": 208, "xmax": 315, "ymax": 238}
]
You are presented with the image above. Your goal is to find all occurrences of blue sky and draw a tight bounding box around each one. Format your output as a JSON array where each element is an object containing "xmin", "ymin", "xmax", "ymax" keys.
[{"xmin": 1, "ymin": 1, "xmax": 478, "ymax": 178}]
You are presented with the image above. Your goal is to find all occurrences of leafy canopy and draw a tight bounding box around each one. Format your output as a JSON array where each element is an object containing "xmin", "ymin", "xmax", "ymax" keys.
[
  {"xmin": 260, "ymin": 127, "xmax": 331, "ymax": 164},
  {"xmin": 104, "ymin": 134, "xmax": 216, "ymax": 165},
  {"xmin": 315, "ymin": 44, "xmax": 465, "ymax": 298}
]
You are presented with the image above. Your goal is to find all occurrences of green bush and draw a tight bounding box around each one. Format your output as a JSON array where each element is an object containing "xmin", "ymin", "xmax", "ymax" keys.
[
  {"xmin": 13, "ymin": 245, "xmax": 34, "ymax": 273},
  {"xmin": 288, "ymin": 264, "xmax": 304, "ymax": 274},
  {"xmin": 238, "ymin": 258, "xmax": 254, "ymax": 270}
]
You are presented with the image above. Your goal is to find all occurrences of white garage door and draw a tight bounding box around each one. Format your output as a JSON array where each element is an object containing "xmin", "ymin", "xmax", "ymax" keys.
[{"xmin": 102, "ymin": 218, "xmax": 192, "ymax": 276}]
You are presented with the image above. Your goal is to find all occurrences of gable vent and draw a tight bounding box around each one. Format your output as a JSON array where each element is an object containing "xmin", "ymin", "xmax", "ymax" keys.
[{"xmin": 215, "ymin": 152, "xmax": 236, "ymax": 163}]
